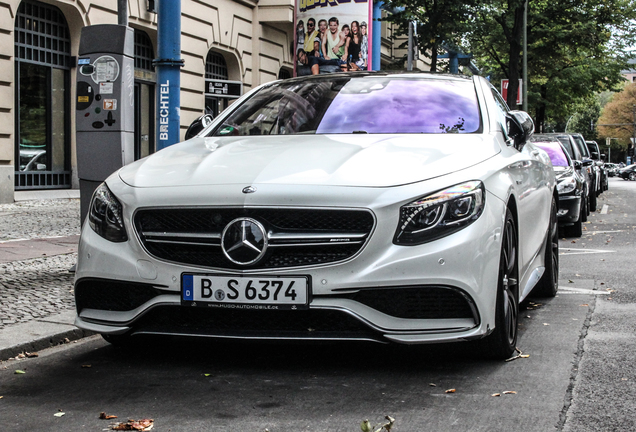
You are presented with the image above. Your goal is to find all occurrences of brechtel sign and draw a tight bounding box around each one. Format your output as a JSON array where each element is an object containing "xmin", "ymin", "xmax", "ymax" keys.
[{"xmin": 294, "ymin": 0, "xmax": 372, "ymax": 76}]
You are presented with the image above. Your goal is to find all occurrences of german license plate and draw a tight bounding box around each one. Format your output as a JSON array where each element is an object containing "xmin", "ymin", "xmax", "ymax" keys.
[{"xmin": 181, "ymin": 274, "xmax": 309, "ymax": 310}]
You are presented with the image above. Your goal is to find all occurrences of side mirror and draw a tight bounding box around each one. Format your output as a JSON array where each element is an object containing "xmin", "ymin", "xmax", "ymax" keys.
[
  {"xmin": 506, "ymin": 110, "xmax": 534, "ymax": 148},
  {"xmin": 185, "ymin": 114, "xmax": 214, "ymax": 140},
  {"xmin": 601, "ymin": 154, "xmax": 606, "ymax": 161},
  {"xmin": 582, "ymin": 159, "xmax": 594, "ymax": 167},
  {"xmin": 573, "ymin": 160, "xmax": 582, "ymax": 169},
  {"xmin": 591, "ymin": 151, "xmax": 599, "ymax": 159}
]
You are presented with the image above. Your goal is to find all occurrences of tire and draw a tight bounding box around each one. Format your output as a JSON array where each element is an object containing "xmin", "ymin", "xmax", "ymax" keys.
[
  {"xmin": 581, "ymin": 195, "xmax": 588, "ymax": 222},
  {"xmin": 589, "ymin": 186, "xmax": 597, "ymax": 212},
  {"xmin": 629, "ymin": 172, "xmax": 636, "ymax": 181},
  {"xmin": 534, "ymin": 197, "xmax": 559, "ymax": 297},
  {"xmin": 480, "ymin": 208, "xmax": 519, "ymax": 359}
]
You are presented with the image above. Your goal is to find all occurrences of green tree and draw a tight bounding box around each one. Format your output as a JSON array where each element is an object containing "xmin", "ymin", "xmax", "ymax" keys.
[
  {"xmin": 469, "ymin": 0, "xmax": 636, "ymax": 129},
  {"xmin": 381, "ymin": 0, "xmax": 475, "ymax": 72}
]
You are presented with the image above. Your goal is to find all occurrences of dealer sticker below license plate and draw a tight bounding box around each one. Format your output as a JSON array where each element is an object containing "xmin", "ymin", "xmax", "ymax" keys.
[{"xmin": 182, "ymin": 274, "xmax": 309, "ymax": 310}]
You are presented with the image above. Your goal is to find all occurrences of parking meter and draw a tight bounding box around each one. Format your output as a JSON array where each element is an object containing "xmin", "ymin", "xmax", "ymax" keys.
[{"xmin": 76, "ymin": 24, "xmax": 135, "ymax": 223}]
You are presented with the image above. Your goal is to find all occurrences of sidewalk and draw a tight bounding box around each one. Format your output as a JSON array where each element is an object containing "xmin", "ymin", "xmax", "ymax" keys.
[{"xmin": 0, "ymin": 190, "xmax": 93, "ymax": 361}]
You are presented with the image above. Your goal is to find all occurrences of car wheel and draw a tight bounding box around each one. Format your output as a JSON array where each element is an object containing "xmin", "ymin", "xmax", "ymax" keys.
[
  {"xmin": 480, "ymin": 208, "xmax": 519, "ymax": 359},
  {"xmin": 589, "ymin": 187, "xmax": 597, "ymax": 212},
  {"xmin": 534, "ymin": 197, "xmax": 559, "ymax": 297},
  {"xmin": 629, "ymin": 172, "xmax": 636, "ymax": 181},
  {"xmin": 581, "ymin": 195, "xmax": 588, "ymax": 222}
]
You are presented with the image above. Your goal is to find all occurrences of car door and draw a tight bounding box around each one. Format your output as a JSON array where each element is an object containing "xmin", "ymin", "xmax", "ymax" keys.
[{"xmin": 487, "ymin": 85, "xmax": 550, "ymax": 279}]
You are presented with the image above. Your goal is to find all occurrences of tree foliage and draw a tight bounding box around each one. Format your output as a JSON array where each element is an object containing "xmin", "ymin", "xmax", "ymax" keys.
[
  {"xmin": 382, "ymin": 0, "xmax": 636, "ymax": 133},
  {"xmin": 469, "ymin": 0, "xmax": 636, "ymax": 131},
  {"xmin": 381, "ymin": 0, "xmax": 476, "ymax": 72},
  {"xmin": 597, "ymin": 83, "xmax": 636, "ymax": 150}
]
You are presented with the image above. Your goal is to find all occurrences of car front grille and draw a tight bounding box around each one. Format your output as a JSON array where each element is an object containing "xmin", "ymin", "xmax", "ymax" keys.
[
  {"xmin": 134, "ymin": 207, "xmax": 375, "ymax": 270},
  {"xmin": 132, "ymin": 306, "xmax": 381, "ymax": 341}
]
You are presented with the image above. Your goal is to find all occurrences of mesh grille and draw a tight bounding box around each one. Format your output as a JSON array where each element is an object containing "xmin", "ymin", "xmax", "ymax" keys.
[
  {"xmin": 75, "ymin": 279, "xmax": 165, "ymax": 312},
  {"xmin": 135, "ymin": 208, "xmax": 374, "ymax": 270},
  {"xmin": 133, "ymin": 306, "xmax": 379, "ymax": 340},
  {"xmin": 338, "ymin": 286, "xmax": 477, "ymax": 320}
]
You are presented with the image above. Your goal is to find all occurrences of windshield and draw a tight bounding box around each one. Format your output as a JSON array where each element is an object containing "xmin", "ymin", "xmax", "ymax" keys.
[
  {"xmin": 211, "ymin": 76, "xmax": 482, "ymax": 136},
  {"xmin": 534, "ymin": 141, "xmax": 570, "ymax": 167}
]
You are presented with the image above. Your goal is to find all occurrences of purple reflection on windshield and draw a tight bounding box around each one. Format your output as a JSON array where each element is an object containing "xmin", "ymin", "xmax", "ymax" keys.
[
  {"xmin": 316, "ymin": 79, "xmax": 481, "ymax": 134},
  {"xmin": 534, "ymin": 141, "xmax": 569, "ymax": 167}
]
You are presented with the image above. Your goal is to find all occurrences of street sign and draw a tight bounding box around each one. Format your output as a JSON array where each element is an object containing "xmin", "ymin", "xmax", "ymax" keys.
[{"xmin": 501, "ymin": 79, "xmax": 523, "ymax": 105}]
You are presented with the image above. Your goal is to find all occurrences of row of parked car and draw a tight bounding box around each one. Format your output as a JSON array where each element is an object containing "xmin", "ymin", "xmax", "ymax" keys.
[{"xmin": 530, "ymin": 133, "xmax": 608, "ymax": 238}]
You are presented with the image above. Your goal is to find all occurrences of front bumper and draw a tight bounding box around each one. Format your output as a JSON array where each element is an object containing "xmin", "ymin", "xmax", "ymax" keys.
[
  {"xmin": 74, "ymin": 183, "xmax": 506, "ymax": 345},
  {"xmin": 557, "ymin": 194, "xmax": 581, "ymax": 225}
]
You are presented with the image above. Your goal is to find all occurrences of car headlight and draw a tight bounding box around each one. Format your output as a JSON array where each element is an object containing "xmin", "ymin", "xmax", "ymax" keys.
[
  {"xmin": 88, "ymin": 183, "xmax": 128, "ymax": 242},
  {"xmin": 557, "ymin": 176, "xmax": 577, "ymax": 194},
  {"xmin": 394, "ymin": 181, "xmax": 485, "ymax": 245}
]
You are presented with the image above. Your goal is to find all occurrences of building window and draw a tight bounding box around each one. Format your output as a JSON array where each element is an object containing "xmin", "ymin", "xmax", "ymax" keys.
[
  {"xmin": 14, "ymin": 0, "xmax": 71, "ymax": 189},
  {"xmin": 205, "ymin": 51, "xmax": 228, "ymax": 80},
  {"xmin": 205, "ymin": 51, "xmax": 229, "ymax": 117},
  {"xmin": 278, "ymin": 68, "xmax": 292, "ymax": 80},
  {"xmin": 135, "ymin": 30, "xmax": 154, "ymax": 72}
]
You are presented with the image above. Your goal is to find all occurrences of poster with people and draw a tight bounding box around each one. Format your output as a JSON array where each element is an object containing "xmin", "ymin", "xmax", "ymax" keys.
[{"xmin": 294, "ymin": 0, "xmax": 372, "ymax": 76}]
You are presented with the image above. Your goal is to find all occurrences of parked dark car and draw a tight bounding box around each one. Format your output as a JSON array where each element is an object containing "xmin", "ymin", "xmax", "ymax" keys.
[
  {"xmin": 586, "ymin": 140, "xmax": 608, "ymax": 192},
  {"xmin": 532, "ymin": 133, "xmax": 593, "ymax": 217},
  {"xmin": 618, "ymin": 164, "xmax": 636, "ymax": 181},
  {"xmin": 534, "ymin": 139, "xmax": 585, "ymax": 237}
]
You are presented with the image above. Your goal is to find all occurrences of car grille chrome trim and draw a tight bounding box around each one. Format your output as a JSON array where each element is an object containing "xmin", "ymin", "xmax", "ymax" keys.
[{"xmin": 134, "ymin": 207, "xmax": 375, "ymax": 270}]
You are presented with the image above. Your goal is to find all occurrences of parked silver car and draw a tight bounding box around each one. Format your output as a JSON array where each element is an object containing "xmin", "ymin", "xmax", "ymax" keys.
[{"xmin": 74, "ymin": 72, "xmax": 558, "ymax": 359}]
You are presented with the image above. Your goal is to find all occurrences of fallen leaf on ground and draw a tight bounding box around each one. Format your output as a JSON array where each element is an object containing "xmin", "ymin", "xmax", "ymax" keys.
[
  {"xmin": 25, "ymin": 352, "xmax": 38, "ymax": 358},
  {"xmin": 543, "ymin": 323, "xmax": 550, "ymax": 326},
  {"xmin": 445, "ymin": 389, "xmax": 456, "ymax": 393},
  {"xmin": 54, "ymin": 412, "xmax": 65, "ymax": 417},
  {"xmin": 81, "ymin": 365, "xmax": 92, "ymax": 368},
  {"xmin": 14, "ymin": 370, "xmax": 25, "ymax": 374},
  {"xmin": 580, "ymin": 304, "xmax": 589, "ymax": 307},
  {"xmin": 491, "ymin": 393, "xmax": 501, "ymax": 397},
  {"xmin": 100, "ymin": 412, "xmax": 118, "ymax": 420},
  {"xmin": 111, "ymin": 418, "xmax": 154, "ymax": 431},
  {"xmin": 503, "ymin": 391, "xmax": 517, "ymax": 395},
  {"xmin": 429, "ymin": 383, "xmax": 437, "ymax": 387}
]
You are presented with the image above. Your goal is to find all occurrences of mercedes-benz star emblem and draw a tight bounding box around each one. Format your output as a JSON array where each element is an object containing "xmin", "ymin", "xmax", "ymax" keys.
[
  {"xmin": 242, "ymin": 186, "xmax": 257, "ymax": 194},
  {"xmin": 221, "ymin": 217, "xmax": 268, "ymax": 265}
]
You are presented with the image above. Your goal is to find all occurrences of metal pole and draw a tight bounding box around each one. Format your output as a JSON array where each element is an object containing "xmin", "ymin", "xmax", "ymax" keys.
[
  {"xmin": 407, "ymin": 21, "xmax": 413, "ymax": 71},
  {"xmin": 155, "ymin": 0, "xmax": 184, "ymax": 150},
  {"xmin": 372, "ymin": 1, "xmax": 382, "ymax": 71},
  {"xmin": 522, "ymin": 0, "xmax": 528, "ymax": 112},
  {"xmin": 118, "ymin": 0, "xmax": 128, "ymax": 26}
]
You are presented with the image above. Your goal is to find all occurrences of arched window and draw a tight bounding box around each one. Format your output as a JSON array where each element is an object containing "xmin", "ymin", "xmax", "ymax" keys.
[
  {"xmin": 205, "ymin": 51, "xmax": 230, "ymax": 117},
  {"xmin": 278, "ymin": 68, "xmax": 292, "ymax": 80},
  {"xmin": 205, "ymin": 51, "xmax": 228, "ymax": 80},
  {"xmin": 15, "ymin": 0, "xmax": 72, "ymax": 189}
]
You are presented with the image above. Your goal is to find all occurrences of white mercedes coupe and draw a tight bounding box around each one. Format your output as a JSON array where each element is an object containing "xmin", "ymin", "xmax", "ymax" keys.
[{"xmin": 74, "ymin": 72, "xmax": 558, "ymax": 359}]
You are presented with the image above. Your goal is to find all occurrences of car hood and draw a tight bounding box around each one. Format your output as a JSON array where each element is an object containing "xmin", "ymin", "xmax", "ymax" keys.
[{"xmin": 119, "ymin": 134, "xmax": 499, "ymax": 188}]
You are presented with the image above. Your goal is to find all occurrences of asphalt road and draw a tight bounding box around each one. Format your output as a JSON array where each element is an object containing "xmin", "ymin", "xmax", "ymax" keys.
[{"xmin": 0, "ymin": 177, "xmax": 634, "ymax": 432}]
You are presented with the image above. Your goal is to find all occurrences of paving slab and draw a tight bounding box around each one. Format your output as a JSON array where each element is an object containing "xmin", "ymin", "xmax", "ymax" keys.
[{"xmin": 0, "ymin": 235, "xmax": 80, "ymax": 263}]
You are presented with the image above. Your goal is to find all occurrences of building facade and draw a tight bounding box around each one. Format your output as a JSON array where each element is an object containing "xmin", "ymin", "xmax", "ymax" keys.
[{"xmin": 1, "ymin": 0, "xmax": 416, "ymax": 203}]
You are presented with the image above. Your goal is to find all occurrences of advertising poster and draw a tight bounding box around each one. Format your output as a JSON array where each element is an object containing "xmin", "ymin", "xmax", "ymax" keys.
[{"xmin": 294, "ymin": 0, "xmax": 372, "ymax": 76}]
